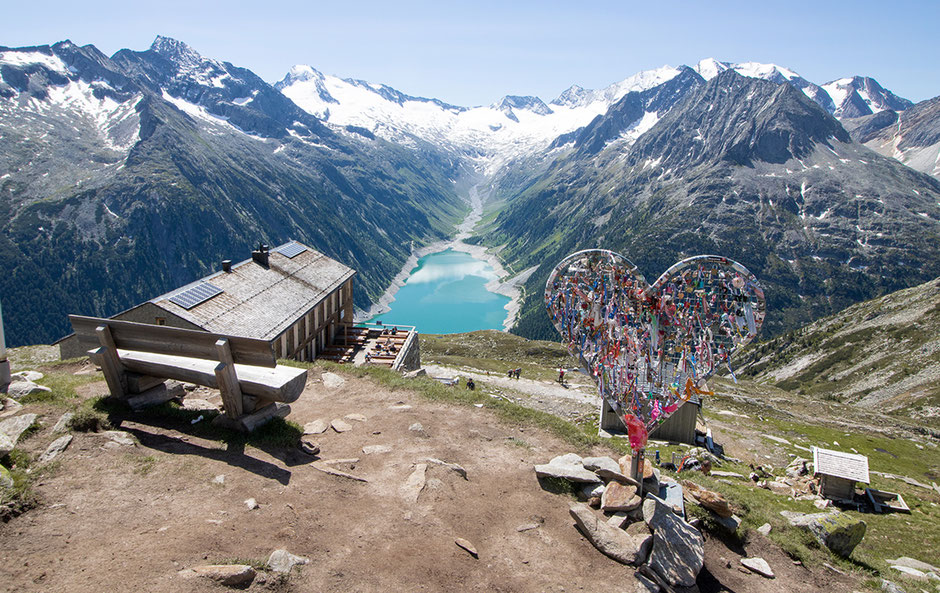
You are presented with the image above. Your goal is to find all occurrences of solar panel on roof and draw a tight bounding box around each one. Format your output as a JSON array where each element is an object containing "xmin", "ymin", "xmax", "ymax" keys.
[
  {"xmin": 277, "ymin": 241, "xmax": 307, "ymax": 259},
  {"xmin": 168, "ymin": 282, "xmax": 223, "ymax": 309}
]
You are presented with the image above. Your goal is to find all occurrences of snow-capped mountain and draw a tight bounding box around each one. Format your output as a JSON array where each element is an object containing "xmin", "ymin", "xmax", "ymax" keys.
[
  {"xmin": 276, "ymin": 63, "xmax": 685, "ymax": 174},
  {"xmin": 821, "ymin": 76, "xmax": 913, "ymax": 118},
  {"xmin": 278, "ymin": 57, "xmax": 915, "ymax": 176}
]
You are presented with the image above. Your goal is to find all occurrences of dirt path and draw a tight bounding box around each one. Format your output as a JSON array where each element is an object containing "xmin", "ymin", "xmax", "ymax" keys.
[{"xmin": 0, "ymin": 369, "xmax": 861, "ymax": 593}]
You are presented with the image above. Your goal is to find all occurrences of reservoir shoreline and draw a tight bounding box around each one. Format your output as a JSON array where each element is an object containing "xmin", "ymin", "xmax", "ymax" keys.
[{"xmin": 356, "ymin": 185, "xmax": 536, "ymax": 331}]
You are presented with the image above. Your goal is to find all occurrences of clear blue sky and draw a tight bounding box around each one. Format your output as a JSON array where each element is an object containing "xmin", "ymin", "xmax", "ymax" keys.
[{"xmin": 2, "ymin": 0, "xmax": 937, "ymax": 106}]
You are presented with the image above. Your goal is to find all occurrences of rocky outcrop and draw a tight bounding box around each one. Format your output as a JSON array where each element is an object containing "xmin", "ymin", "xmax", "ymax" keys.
[{"xmin": 781, "ymin": 510, "xmax": 866, "ymax": 557}]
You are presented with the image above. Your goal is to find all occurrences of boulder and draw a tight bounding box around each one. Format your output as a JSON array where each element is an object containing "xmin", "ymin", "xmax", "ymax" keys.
[
  {"xmin": 601, "ymin": 481, "xmax": 641, "ymax": 512},
  {"xmin": 182, "ymin": 564, "xmax": 256, "ymax": 587},
  {"xmin": 780, "ymin": 510, "xmax": 866, "ymax": 558},
  {"xmin": 643, "ymin": 495, "xmax": 704, "ymax": 588},
  {"xmin": 757, "ymin": 523, "xmax": 772, "ymax": 536},
  {"xmin": 580, "ymin": 483, "xmax": 605, "ymax": 501},
  {"xmin": 0, "ymin": 414, "xmax": 38, "ymax": 444},
  {"xmin": 344, "ymin": 413, "xmax": 367, "ymax": 422},
  {"xmin": 569, "ymin": 502, "xmax": 648, "ymax": 565},
  {"xmin": 583, "ymin": 456, "xmax": 620, "ymax": 474},
  {"xmin": 38, "ymin": 435, "xmax": 72, "ymax": 464},
  {"xmin": 0, "ymin": 399, "xmax": 22, "ymax": 418},
  {"xmin": 404, "ymin": 368, "xmax": 427, "ymax": 379},
  {"xmin": 7, "ymin": 381, "xmax": 51, "ymax": 400},
  {"xmin": 321, "ymin": 372, "xmax": 345, "ymax": 388},
  {"xmin": 267, "ymin": 549, "xmax": 309, "ymax": 573}
]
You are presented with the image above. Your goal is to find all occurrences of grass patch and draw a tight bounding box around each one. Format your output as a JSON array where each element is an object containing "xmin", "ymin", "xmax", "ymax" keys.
[
  {"xmin": 421, "ymin": 330, "xmax": 572, "ymax": 382},
  {"xmin": 131, "ymin": 455, "xmax": 158, "ymax": 475},
  {"xmin": 68, "ymin": 401, "xmax": 113, "ymax": 432},
  {"xmin": 19, "ymin": 370, "xmax": 101, "ymax": 406}
]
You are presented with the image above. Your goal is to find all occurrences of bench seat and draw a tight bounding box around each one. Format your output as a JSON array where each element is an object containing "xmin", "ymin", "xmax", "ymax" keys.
[{"xmin": 118, "ymin": 350, "xmax": 307, "ymax": 403}]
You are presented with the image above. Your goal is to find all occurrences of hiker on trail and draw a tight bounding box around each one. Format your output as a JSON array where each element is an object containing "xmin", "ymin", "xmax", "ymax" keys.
[
  {"xmin": 514, "ymin": 368, "xmax": 522, "ymax": 379},
  {"xmin": 558, "ymin": 368, "xmax": 566, "ymax": 382},
  {"xmin": 507, "ymin": 369, "xmax": 513, "ymax": 378},
  {"xmin": 466, "ymin": 378, "xmax": 475, "ymax": 390}
]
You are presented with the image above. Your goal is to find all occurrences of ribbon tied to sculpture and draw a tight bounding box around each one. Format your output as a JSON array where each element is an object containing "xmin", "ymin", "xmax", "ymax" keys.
[{"xmin": 544, "ymin": 250, "xmax": 765, "ymax": 451}]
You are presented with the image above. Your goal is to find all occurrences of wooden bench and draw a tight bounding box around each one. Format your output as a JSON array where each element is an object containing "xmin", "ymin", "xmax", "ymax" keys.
[{"xmin": 69, "ymin": 315, "xmax": 308, "ymax": 432}]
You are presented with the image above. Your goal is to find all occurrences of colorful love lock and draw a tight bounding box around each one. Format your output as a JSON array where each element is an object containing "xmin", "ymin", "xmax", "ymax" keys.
[{"xmin": 544, "ymin": 250, "xmax": 765, "ymax": 451}]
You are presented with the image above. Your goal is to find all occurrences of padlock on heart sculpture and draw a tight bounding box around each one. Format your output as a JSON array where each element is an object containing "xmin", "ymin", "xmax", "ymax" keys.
[{"xmin": 544, "ymin": 250, "xmax": 765, "ymax": 451}]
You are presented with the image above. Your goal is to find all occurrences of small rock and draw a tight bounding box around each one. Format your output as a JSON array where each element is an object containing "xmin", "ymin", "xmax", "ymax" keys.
[
  {"xmin": 212, "ymin": 474, "xmax": 225, "ymax": 485},
  {"xmin": 516, "ymin": 523, "xmax": 539, "ymax": 532},
  {"xmin": 6, "ymin": 381, "xmax": 51, "ymax": 400},
  {"xmin": 757, "ymin": 523, "xmax": 772, "ymax": 536},
  {"xmin": 182, "ymin": 564, "xmax": 256, "ymax": 587},
  {"xmin": 245, "ymin": 498, "xmax": 259, "ymax": 510},
  {"xmin": 400, "ymin": 463, "xmax": 427, "ymax": 503},
  {"xmin": 425, "ymin": 458, "xmax": 468, "ymax": 480},
  {"xmin": 303, "ymin": 419, "xmax": 329, "ymax": 434},
  {"xmin": 814, "ymin": 498, "xmax": 831, "ymax": 509},
  {"xmin": 362, "ymin": 444, "xmax": 392, "ymax": 455},
  {"xmin": 321, "ymin": 372, "xmax": 345, "ymax": 387},
  {"xmin": 683, "ymin": 480, "xmax": 732, "ymax": 517},
  {"xmin": 38, "ymin": 435, "xmax": 72, "ymax": 464},
  {"xmin": 344, "ymin": 413, "xmax": 367, "ymax": 422},
  {"xmin": 741, "ymin": 557, "xmax": 775, "ymax": 578},
  {"xmin": 409, "ymin": 422, "xmax": 424, "ymax": 432},
  {"xmin": 102, "ymin": 430, "xmax": 135, "ymax": 447},
  {"xmin": 331, "ymin": 419, "xmax": 352, "ymax": 433},
  {"xmin": 181, "ymin": 398, "xmax": 218, "ymax": 411},
  {"xmin": 455, "ymin": 537, "xmax": 478, "ymax": 558},
  {"xmin": 601, "ymin": 481, "xmax": 641, "ymax": 513},
  {"xmin": 535, "ymin": 454, "xmax": 602, "ymax": 484},
  {"xmin": 595, "ymin": 467, "xmax": 633, "ymax": 485},
  {"xmin": 267, "ymin": 549, "xmax": 309, "ymax": 573},
  {"xmin": 606, "ymin": 512, "xmax": 630, "ymax": 529},
  {"xmin": 762, "ymin": 434, "xmax": 791, "ymax": 445},
  {"xmin": 881, "ymin": 579, "xmax": 907, "ymax": 593},
  {"xmin": 891, "ymin": 566, "xmax": 928, "ymax": 581},
  {"xmin": 0, "ymin": 399, "xmax": 22, "ymax": 418},
  {"xmin": 887, "ymin": 557, "xmax": 940, "ymax": 574},
  {"xmin": 0, "ymin": 432, "xmax": 13, "ymax": 457},
  {"xmin": 0, "ymin": 413, "xmax": 38, "ymax": 444},
  {"xmin": 583, "ymin": 456, "xmax": 620, "ymax": 474},
  {"xmin": 403, "ymin": 369, "xmax": 427, "ymax": 379},
  {"xmin": 710, "ymin": 470, "xmax": 747, "ymax": 479},
  {"xmin": 389, "ymin": 404, "xmax": 413, "ymax": 410},
  {"xmin": 299, "ymin": 440, "xmax": 320, "ymax": 456},
  {"xmin": 634, "ymin": 572, "xmax": 660, "ymax": 593},
  {"xmin": 0, "ymin": 465, "xmax": 13, "ymax": 489},
  {"xmin": 52, "ymin": 412, "xmax": 73, "ymax": 434},
  {"xmin": 569, "ymin": 502, "xmax": 648, "ymax": 565},
  {"xmin": 580, "ymin": 483, "xmax": 605, "ymax": 501},
  {"xmin": 11, "ymin": 370, "xmax": 43, "ymax": 383}
]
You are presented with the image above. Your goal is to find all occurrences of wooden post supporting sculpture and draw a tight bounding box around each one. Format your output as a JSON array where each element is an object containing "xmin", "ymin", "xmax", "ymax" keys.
[{"xmin": 94, "ymin": 325, "xmax": 126, "ymax": 399}]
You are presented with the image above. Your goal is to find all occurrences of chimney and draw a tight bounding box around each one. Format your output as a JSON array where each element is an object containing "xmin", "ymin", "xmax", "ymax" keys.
[
  {"xmin": 222, "ymin": 260, "xmax": 232, "ymax": 273},
  {"xmin": 251, "ymin": 243, "xmax": 269, "ymax": 267}
]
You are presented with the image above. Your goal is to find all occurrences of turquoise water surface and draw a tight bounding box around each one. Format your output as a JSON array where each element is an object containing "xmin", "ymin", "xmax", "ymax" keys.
[{"xmin": 370, "ymin": 248, "xmax": 510, "ymax": 334}]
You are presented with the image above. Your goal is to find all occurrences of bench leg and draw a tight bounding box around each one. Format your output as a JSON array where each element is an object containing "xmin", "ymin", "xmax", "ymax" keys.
[
  {"xmin": 214, "ymin": 338, "xmax": 244, "ymax": 419},
  {"xmin": 90, "ymin": 346, "xmax": 126, "ymax": 399}
]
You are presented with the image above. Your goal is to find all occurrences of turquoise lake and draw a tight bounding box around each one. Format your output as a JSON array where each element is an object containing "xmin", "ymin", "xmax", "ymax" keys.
[{"xmin": 369, "ymin": 248, "xmax": 510, "ymax": 334}]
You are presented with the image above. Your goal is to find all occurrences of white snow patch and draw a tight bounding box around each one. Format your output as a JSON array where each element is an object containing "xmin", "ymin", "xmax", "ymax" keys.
[{"xmin": 0, "ymin": 51, "xmax": 68, "ymax": 73}]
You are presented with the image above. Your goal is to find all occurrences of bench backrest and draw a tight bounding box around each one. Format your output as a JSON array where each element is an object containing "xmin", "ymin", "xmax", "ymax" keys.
[{"xmin": 69, "ymin": 315, "xmax": 277, "ymax": 368}]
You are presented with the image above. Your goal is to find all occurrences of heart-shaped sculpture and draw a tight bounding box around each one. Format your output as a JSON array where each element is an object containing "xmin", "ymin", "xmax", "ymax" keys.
[{"xmin": 545, "ymin": 250, "xmax": 765, "ymax": 451}]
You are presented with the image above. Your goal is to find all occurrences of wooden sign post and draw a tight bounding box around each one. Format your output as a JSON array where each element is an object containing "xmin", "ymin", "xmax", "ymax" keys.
[{"xmin": 0, "ymin": 299, "xmax": 10, "ymax": 391}]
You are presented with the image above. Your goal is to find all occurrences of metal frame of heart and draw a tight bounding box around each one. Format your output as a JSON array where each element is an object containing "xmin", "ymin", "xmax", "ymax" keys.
[{"xmin": 544, "ymin": 249, "xmax": 766, "ymax": 451}]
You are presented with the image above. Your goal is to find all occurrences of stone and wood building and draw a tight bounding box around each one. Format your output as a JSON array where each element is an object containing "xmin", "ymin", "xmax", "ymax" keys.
[
  {"xmin": 58, "ymin": 241, "xmax": 398, "ymax": 365},
  {"xmin": 813, "ymin": 446, "xmax": 870, "ymax": 501}
]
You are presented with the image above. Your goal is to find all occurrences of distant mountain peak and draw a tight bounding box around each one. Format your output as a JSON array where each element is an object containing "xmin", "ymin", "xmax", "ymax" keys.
[
  {"xmin": 150, "ymin": 35, "xmax": 204, "ymax": 65},
  {"xmin": 494, "ymin": 95, "xmax": 553, "ymax": 116}
]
